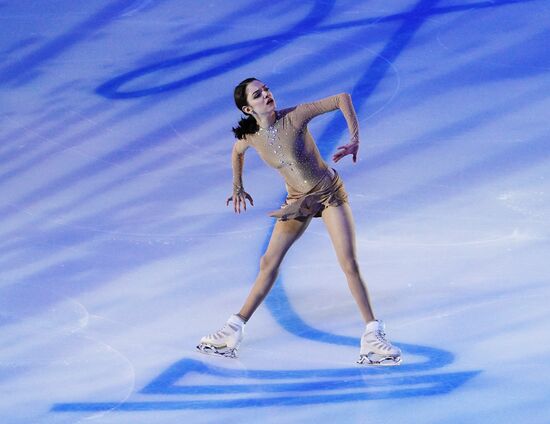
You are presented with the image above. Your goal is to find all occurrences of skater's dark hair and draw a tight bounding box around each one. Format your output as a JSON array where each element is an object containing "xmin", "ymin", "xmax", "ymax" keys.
[{"xmin": 232, "ymin": 77, "xmax": 260, "ymax": 140}]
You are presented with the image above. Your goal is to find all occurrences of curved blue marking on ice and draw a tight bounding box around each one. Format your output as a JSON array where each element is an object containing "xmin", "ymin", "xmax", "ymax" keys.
[
  {"xmin": 95, "ymin": 0, "xmax": 336, "ymax": 98},
  {"xmin": 49, "ymin": 0, "xmax": 488, "ymax": 413}
]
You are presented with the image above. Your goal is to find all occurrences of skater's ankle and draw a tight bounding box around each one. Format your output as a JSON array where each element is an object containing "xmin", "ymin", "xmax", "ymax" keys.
[{"xmin": 235, "ymin": 313, "xmax": 248, "ymax": 323}]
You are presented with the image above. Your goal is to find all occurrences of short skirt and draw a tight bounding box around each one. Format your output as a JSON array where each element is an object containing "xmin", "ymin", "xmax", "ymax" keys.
[{"xmin": 268, "ymin": 167, "xmax": 349, "ymax": 222}]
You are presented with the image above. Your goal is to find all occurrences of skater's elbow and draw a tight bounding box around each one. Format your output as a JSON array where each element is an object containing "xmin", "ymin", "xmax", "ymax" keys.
[{"xmin": 340, "ymin": 92, "xmax": 352, "ymax": 101}]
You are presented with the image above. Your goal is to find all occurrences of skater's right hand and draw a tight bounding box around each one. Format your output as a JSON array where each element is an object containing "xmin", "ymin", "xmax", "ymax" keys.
[{"xmin": 226, "ymin": 189, "xmax": 254, "ymax": 214}]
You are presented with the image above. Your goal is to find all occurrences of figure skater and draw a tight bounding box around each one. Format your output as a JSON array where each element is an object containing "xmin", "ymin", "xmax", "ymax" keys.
[{"xmin": 196, "ymin": 77, "xmax": 401, "ymax": 365}]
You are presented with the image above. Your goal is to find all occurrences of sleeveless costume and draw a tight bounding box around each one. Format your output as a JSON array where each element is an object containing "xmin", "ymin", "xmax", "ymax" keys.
[{"xmin": 234, "ymin": 93, "xmax": 359, "ymax": 222}]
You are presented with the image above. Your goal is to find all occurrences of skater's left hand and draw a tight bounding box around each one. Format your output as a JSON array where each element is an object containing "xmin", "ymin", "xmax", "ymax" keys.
[{"xmin": 332, "ymin": 140, "xmax": 359, "ymax": 163}]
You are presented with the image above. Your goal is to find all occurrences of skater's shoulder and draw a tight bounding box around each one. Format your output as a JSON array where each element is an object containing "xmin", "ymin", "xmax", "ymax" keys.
[{"xmin": 233, "ymin": 135, "xmax": 252, "ymax": 153}]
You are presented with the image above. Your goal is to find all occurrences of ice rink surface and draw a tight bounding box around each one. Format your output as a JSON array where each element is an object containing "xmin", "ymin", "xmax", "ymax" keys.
[{"xmin": 2, "ymin": 0, "xmax": 550, "ymax": 422}]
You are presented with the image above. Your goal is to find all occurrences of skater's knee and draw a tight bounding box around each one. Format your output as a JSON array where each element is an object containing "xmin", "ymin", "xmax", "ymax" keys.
[
  {"xmin": 259, "ymin": 253, "xmax": 280, "ymax": 273},
  {"xmin": 340, "ymin": 257, "xmax": 360, "ymax": 276}
]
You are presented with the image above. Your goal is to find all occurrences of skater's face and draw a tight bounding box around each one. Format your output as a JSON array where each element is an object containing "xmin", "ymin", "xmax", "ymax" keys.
[{"xmin": 243, "ymin": 80, "xmax": 276, "ymax": 116}]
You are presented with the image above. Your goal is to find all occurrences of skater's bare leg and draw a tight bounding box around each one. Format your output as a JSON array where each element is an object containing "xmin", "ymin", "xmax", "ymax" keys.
[
  {"xmin": 238, "ymin": 216, "xmax": 313, "ymax": 320},
  {"xmin": 321, "ymin": 202, "xmax": 375, "ymax": 323},
  {"xmin": 197, "ymin": 216, "xmax": 312, "ymax": 358}
]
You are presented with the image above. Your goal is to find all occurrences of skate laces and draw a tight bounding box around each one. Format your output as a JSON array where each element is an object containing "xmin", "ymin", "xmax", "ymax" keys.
[
  {"xmin": 373, "ymin": 329, "xmax": 390, "ymax": 346},
  {"xmin": 364, "ymin": 322, "xmax": 393, "ymax": 350},
  {"xmin": 207, "ymin": 321, "xmax": 240, "ymax": 340}
]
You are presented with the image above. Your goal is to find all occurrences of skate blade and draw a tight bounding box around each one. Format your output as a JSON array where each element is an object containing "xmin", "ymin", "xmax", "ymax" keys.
[
  {"xmin": 357, "ymin": 352, "xmax": 402, "ymax": 366},
  {"xmin": 196, "ymin": 343, "xmax": 238, "ymax": 359}
]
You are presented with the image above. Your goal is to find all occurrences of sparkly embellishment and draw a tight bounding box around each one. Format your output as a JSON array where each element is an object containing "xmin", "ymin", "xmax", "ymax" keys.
[
  {"xmin": 249, "ymin": 95, "xmax": 359, "ymax": 195},
  {"xmin": 260, "ymin": 111, "xmax": 296, "ymax": 173}
]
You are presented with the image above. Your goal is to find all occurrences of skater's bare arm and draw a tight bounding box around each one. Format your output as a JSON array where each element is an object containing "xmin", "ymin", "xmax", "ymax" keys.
[{"xmin": 227, "ymin": 137, "xmax": 254, "ymax": 213}]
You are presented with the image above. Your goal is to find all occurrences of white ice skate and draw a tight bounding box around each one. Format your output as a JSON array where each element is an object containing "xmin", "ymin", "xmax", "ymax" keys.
[
  {"xmin": 196, "ymin": 314, "xmax": 245, "ymax": 359},
  {"xmin": 357, "ymin": 319, "xmax": 402, "ymax": 366}
]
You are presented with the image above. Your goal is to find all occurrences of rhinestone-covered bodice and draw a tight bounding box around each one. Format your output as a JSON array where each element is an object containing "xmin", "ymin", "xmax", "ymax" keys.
[
  {"xmin": 252, "ymin": 110, "xmax": 328, "ymax": 193},
  {"xmin": 241, "ymin": 93, "xmax": 359, "ymax": 195},
  {"xmin": 258, "ymin": 114, "xmax": 296, "ymax": 173}
]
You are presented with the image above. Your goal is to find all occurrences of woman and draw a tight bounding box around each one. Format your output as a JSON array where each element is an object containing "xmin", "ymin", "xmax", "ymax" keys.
[{"xmin": 196, "ymin": 78, "xmax": 402, "ymax": 366}]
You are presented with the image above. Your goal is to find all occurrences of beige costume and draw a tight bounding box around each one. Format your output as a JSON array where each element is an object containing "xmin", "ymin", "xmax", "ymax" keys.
[{"xmin": 233, "ymin": 93, "xmax": 359, "ymax": 221}]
